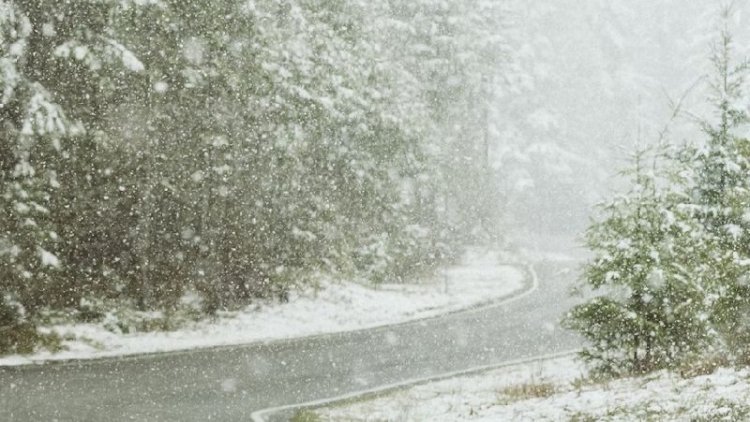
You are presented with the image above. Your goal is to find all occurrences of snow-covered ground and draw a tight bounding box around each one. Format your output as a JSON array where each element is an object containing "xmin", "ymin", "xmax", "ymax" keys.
[
  {"xmin": 317, "ymin": 355, "xmax": 750, "ymax": 421},
  {"xmin": 0, "ymin": 249, "xmax": 526, "ymax": 366}
]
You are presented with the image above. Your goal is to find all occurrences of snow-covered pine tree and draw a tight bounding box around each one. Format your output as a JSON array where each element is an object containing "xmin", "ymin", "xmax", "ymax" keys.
[
  {"xmin": 0, "ymin": 0, "xmax": 149, "ymax": 317},
  {"xmin": 682, "ymin": 26, "xmax": 750, "ymax": 363},
  {"xmin": 564, "ymin": 147, "xmax": 714, "ymax": 376},
  {"xmin": 0, "ymin": 3, "xmax": 67, "ymax": 309}
]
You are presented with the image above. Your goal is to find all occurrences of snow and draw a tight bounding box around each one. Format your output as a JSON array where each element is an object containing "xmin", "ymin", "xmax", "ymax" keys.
[
  {"xmin": 153, "ymin": 80, "xmax": 169, "ymax": 93},
  {"xmin": 190, "ymin": 170, "xmax": 205, "ymax": 183},
  {"xmin": 725, "ymin": 223, "xmax": 743, "ymax": 240},
  {"xmin": 41, "ymin": 22, "xmax": 56, "ymax": 37},
  {"xmin": 107, "ymin": 39, "xmax": 145, "ymax": 72},
  {"xmin": 13, "ymin": 201, "xmax": 30, "ymax": 214},
  {"xmin": 0, "ymin": 249, "xmax": 525, "ymax": 366},
  {"xmin": 37, "ymin": 247, "xmax": 60, "ymax": 268},
  {"xmin": 318, "ymin": 355, "xmax": 750, "ymax": 421}
]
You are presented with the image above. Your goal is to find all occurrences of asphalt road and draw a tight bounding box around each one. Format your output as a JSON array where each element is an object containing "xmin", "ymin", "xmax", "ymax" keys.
[{"xmin": 0, "ymin": 259, "xmax": 582, "ymax": 421}]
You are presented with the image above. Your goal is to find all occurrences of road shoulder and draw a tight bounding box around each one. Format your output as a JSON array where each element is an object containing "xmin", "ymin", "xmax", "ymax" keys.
[{"xmin": 1, "ymin": 249, "xmax": 532, "ymax": 367}]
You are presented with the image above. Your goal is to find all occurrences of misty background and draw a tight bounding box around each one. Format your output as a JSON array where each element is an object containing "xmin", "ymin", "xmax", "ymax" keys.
[{"xmin": 498, "ymin": 1, "xmax": 750, "ymax": 242}]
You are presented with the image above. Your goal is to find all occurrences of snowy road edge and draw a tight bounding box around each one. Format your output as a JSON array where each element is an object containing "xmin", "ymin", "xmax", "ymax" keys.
[
  {"xmin": 250, "ymin": 264, "xmax": 561, "ymax": 422},
  {"xmin": 1, "ymin": 260, "xmax": 534, "ymax": 369},
  {"xmin": 251, "ymin": 349, "xmax": 581, "ymax": 422}
]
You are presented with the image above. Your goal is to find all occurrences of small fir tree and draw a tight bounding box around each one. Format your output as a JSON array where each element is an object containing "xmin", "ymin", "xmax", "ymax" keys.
[
  {"xmin": 684, "ymin": 27, "xmax": 750, "ymax": 362},
  {"xmin": 564, "ymin": 148, "xmax": 714, "ymax": 376}
]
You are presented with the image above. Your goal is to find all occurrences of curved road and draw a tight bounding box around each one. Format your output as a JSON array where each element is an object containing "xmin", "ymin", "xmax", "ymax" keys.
[{"xmin": 0, "ymin": 259, "xmax": 582, "ymax": 421}]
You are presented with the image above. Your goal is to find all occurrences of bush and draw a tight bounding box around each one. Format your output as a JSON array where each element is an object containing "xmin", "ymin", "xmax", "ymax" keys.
[
  {"xmin": 0, "ymin": 295, "xmax": 43, "ymax": 355},
  {"xmin": 563, "ymin": 147, "xmax": 715, "ymax": 376},
  {"xmin": 566, "ymin": 26, "xmax": 750, "ymax": 373}
]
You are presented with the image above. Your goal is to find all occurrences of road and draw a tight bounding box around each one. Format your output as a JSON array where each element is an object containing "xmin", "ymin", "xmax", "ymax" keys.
[{"xmin": 0, "ymin": 259, "xmax": 582, "ymax": 421}]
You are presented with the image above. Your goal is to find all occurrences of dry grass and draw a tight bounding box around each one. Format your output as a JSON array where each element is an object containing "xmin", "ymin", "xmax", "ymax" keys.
[
  {"xmin": 678, "ymin": 355, "xmax": 730, "ymax": 379},
  {"xmin": 496, "ymin": 381, "xmax": 557, "ymax": 404}
]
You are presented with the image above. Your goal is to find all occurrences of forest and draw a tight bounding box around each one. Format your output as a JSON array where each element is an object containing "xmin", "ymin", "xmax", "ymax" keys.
[
  {"xmin": 4, "ymin": 0, "xmax": 750, "ymax": 381},
  {"xmin": 0, "ymin": 0, "xmax": 508, "ymax": 352}
]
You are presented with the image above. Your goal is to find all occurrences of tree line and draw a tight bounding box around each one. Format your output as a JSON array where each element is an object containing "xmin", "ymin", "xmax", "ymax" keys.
[{"xmin": 0, "ymin": 0, "xmax": 506, "ymax": 352}]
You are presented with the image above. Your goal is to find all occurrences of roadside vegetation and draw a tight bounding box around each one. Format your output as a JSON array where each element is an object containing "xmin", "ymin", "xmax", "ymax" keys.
[
  {"xmin": 0, "ymin": 0, "xmax": 506, "ymax": 355},
  {"xmin": 311, "ymin": 355, "xmax": 750, "ymax": 421},
  {"xmin": 564, "ymin": 22, "xmax": 750, "ymax": 377},
  {"xmin": 496, "ymin": 381, "xmax": 556, "ymax": 404}
]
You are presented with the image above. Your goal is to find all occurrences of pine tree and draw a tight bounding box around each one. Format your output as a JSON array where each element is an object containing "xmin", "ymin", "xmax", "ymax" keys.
[
  {"xmin": 566, "ymin": 20, "xmax": 750, "ymax": 373},
  {"xmin": 564, "ymin": 147, "xmax": 714, "ymax": 376},
  {"xmin": 682, "ymin": 26, "xmax": 750, "ymax": 362},
  {"xmin": 0, "ymin": 0, "xmax": 151, "ymax": 313},
  {"xmin": 1, "ymin": 0, "xmax": 512, "ymax": 332}
]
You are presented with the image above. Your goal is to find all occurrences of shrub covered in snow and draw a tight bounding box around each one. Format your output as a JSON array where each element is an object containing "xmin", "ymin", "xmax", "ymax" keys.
[
  {"xmin": 564, "ymin": 147, "xmax": 714, "ymax": 376},
  {"xmin": 0, "ymin": 295, "xmax": 39, "ymax": 354},
  {"xmin": 566, "ymin": 27, "xmax": 750, "ymax": 375}
]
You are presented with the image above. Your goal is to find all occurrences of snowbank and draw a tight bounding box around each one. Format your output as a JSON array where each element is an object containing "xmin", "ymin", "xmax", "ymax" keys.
[
  {"xmin": 318, "ymin": 355, "xmax": 750, "ymax": 421},
  {"xmin": 0, "ymin": 249, "xmax": 526, "ymax": 366}
]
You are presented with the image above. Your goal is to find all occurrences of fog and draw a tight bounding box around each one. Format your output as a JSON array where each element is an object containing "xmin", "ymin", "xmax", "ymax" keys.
[{"xmin": 498, "ymin": 1, "xmax": 750, "ymax": 240}]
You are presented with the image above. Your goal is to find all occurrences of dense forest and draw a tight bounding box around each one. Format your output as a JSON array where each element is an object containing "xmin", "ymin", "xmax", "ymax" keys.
[{"xmin": 0, "ymin": 0, "xmax": 507, "ymax": 351}]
